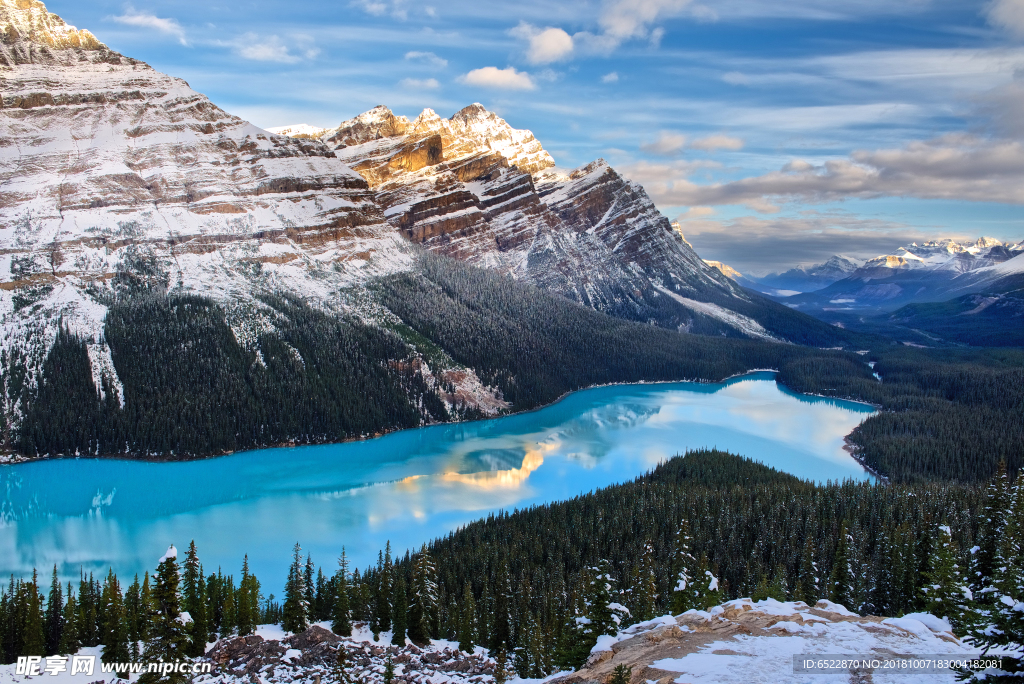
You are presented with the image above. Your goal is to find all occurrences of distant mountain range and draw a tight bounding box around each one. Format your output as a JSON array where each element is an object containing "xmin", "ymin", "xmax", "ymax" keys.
[{"xmin": 708, "ymin": 239, "xmax": 1024, "ymax": 346}]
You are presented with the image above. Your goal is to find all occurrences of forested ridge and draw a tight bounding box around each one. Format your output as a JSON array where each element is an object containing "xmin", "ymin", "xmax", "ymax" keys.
[
  {"xmin": 779, "ymin": 346, "xmax": 1024, "ymax": 483},
  {"xmin": 4, "ymin": 451, "xmax": 1021, "ymax": 680},
  {"xmin": 5, "ymin": 252, "xmax": 1023, "ymax": 485}
]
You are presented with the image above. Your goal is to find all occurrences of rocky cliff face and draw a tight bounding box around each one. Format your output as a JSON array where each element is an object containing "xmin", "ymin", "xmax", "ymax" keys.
[{"xmin": 300, "ymin": 104, "xmax": 766, "ymax": 338}]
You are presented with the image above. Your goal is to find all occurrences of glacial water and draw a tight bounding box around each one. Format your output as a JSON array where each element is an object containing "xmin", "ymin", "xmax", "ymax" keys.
[{"xmin": 0, "ymin": 373, "xmax": 875, "ymax": 593}]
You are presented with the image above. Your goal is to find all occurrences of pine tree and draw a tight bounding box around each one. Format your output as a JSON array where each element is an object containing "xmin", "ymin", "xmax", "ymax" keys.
[
  {"xmin": 139, "ymin": 546, "xmax": 189, "ymax": 684},
  {"xmin": 374, "ymin": 543, "xmax": 394, "ymax": 637},
  {"xmin": 125, "ymin": 575, "xmax": 144, "ymax": 662},
  {"xmin": 101, "ymin": 570, "xmax": 131, "ymax": 678},
  {"xmin": 962, "ymin": 464, "xmax": 1011, "ymax": 649},
  {"xmin": 331, "ymin": 550, "xmax": 352, "ymax": 637},
  {"xmin": 236, "ymin": 556, "xmax": 260, "ymax": 637},
  {"xmin": 181, "ymin": 541, "xmax": 208, "ymax": 655},
  {"xmin": 632, "ymin": 541, "xmax": 657, "ymax": 621},
  {"xmin": 408, "ymin": 545, "xmax": 439, "ymax": 645},
  {"xmin": 219, "ymin": 575, "xmax": 236, "ymax": 639},
  {"xmin": 58, "ymin": 584, "xmax": 79, "ymax": 655},
  {"xmin": 974, "ymin": 476, "xmax": 1024, "ymax": 679},
  {"xmin": 283, "ymin": 543, "xmax": 310, "ymax": 634},
  {"xmin": 609, "ymin": 664, "xmax": 632, "ymax": 684},
  {"xmin": 457, "ymin": 582, "xmax": 477, "ymax": 653},
  {"xmin": 333, "ymin": 643, "xmax": 353, "ymax": 684},
  {"xmin": 827, "ymin": 522, "xmax": 853, "ymax": 609},
  {"xmin": 21, "ymin": 571, "xmax": 45, "ymax": 657},
  {"xmin": 493, "ymin": 648, "xmax": 510, "ymax": 684},
  {"xmin": 797, "ymin": 535, "xmax": 819, "ymax": 605},
  {"xmin": 383, "ymin": 653, "xmax": 395, "ymax": 684},
  {"xmin": 44, "ymin": 566, "xmax": 63, "ymax": 656},
  {"xmin": 304, "ymin": 555, "xmax": 316, "ymax": 623},
  {"xmin": 767, "ymin": 564, "xmax": 788, "ymax": 602},
  {"xmin": 580, "ymin": 560, "xmax": 628, "ymax": 652},
  {"xmin": 919, "ymin": 525, "xmax": 971, "ymax": 634},
  {"xmin": 391, "ymin": 574, "xmax": 407, "ymax": 646},
  {"xmin": 669, "ymin": 520, "xmax": 700, "ymax": 614}
]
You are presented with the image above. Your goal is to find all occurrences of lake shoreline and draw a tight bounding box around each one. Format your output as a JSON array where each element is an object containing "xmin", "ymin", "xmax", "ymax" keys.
[
  {"xmin": 1, "ymin": 369, "xmax": 878, "ymax": 469},
  {"xmin": 0, "ymin": 370, "xmax": 785, "ymax": 466}
]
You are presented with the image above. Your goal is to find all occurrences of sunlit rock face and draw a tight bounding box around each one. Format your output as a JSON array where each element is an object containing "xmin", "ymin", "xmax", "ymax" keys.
[{"xmin": 313, "ymin": 104, "xmax": 743, "ymax": 323}]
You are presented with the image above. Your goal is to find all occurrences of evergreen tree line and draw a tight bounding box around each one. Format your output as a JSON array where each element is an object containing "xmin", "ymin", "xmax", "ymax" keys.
[
  {"xmin": 0, "ymin": 544, "xmax": 265, "ymax": 672},
  {"xmin": 361, "ymin": 450, "xmax": 997, "ymax": 673},
  {"xmin": 779, "ymin": 346, "xmax": 1024, "ymax": 482},
  {"xmin": 4, "ymin": 451, "xmax": 1023, "ymax": 680},
  {"xmin": 11, "ymin": 251, "xmax": 1024, "ymax": 487},
  {"xmin": 15, "ymin": 252, "xmax": 851, "ymax": 459}
]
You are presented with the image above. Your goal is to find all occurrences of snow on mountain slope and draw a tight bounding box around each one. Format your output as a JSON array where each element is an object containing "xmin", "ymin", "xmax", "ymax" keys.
[
  {"xmin": 285, "ymin": 104, "xmax": 753, "ymax": 335},
  {"xmin": 0, "ymin": 0, "xmax": 421, "ymax": 420}
]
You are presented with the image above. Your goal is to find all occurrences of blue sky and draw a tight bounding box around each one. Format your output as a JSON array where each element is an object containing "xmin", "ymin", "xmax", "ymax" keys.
[{"xmin": 48, "ymin": 0, "xmax": 1024, "ymax": 273}]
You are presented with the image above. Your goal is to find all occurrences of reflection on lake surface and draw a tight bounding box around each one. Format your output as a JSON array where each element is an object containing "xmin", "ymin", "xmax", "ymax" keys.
[{"xmin": 0, "ymin": 373, "xmax": 875, "ymax": 591}]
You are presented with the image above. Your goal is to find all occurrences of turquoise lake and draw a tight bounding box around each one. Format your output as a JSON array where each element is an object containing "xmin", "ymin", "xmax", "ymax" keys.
[{"xmin": 0, "ymin": 372, "xmax": 875, "ymax": 593}]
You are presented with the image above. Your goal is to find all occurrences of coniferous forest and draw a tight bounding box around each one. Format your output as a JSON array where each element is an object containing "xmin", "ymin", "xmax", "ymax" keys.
[
  {"xmin": 7, "ymin": 252, "xmax": 1023, "ymax": 486},
  {"xmin": 3, "ymin": 451, "xmax": 1022, "ymax": 678}
]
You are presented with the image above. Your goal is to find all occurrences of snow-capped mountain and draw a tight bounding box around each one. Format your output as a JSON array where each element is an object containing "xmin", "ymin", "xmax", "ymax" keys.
[
  {"xmin": 750, "ymin": 256, "xmax": 864, "ymax": 294},
  {"xmin": 775, "ymin": 238, "xmax": 1023, "ymax": 314},
  {"xmin": 275, "ymin": 104, "xmax": 793, "ymax": 338}
]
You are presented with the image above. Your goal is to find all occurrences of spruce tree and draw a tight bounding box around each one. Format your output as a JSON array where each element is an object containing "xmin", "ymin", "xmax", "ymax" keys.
[
  {"xmin": 219, "ymin": 575, "xmax": 236, "ymax": 639},
  {"xmin": 331, "ymin": 550, "xmax": 352, "ymax": 637},
  {"xmin": 919, "ymin": 525, "xmax": 971, "ymax": 634},
  {"xmin": 971, "ymin": 461, "xmax": 1010, "ymax": 601},
  {"xmin": 797, "ymin": 536, "xmax": 819, "ymax": 605},
  {"xmin": 974, "ymin": 476, "xmax": 1024, "ymax": 679},
  {"xmin": 457, "ymin": 582, "xmax": 477, "ymax": 653},
  {"xmin": 580, "ymin": 560, "xmax": 628, "ymax": 651},
  {"xmin": 283, "ymin": 543, "xmax": 310, "ymax": 634},
  {"xmin": 304, "ymin": 556, "xmax": 316, "ymax": 623},
  {"xmin": 767, "ymin": 564, "xmax": 788, "ymax": 602},
  {"xmin": 101, "ymin": 570, "xmax": 131, "ymax": 678},
  {"xmin": 408, "ymin": 545, "xmax": 439, "ymax": 645},
  {"xmin": 58, "ymin": 584, "xmax": 79, "ymax": 655},
  {"xmin": 374, "ymin": 543, "xmax": 394, "ymax": 636},
  {"xmin": 391, "ymin": 574, "xmax": 407, "ymax": 646},
  {"xmin": 125, "ymin": 575, "xmax": 143, "ymax": 662},
  {"xmin": 632, "ymin": 542, "xmax": 657, "ymax": 621},
  {"xmin": 139, "ymin": 546, "xmax": 189, "ymax": 684},
  {"xmin": 237, "ymin": 556, "xmax": 260, "ymax": 637},
  {"xmin": 21, "ymin": 571, "xmax": 46, "ymax": 657},
  {"xmin": 383, "ymin": 653, "xmax": 395, "ymax": 684},
  {"xmin": 609, "ymin": 664, "xmax": 632, "ymax": 684},
  {"xmin": 827, "ymin": 522, "xmax": 853, "ymax": 609},
  {"xmin": 670, "ymin": 519, "xmax": 699, "ymax": 614},
  {"xmin": 44, "ymin": 566, "xmax": 63, "ymax": 656}
]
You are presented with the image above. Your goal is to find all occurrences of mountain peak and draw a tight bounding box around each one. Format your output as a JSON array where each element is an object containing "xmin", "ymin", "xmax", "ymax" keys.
[{"xmin": 0, "ymin": 0, "xmax": 104, "ymax": 51}]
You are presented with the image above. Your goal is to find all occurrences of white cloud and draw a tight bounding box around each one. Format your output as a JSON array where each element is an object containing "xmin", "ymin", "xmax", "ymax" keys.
[
  {"xmin": 602, "ymin": 71, "xmax": 620, "ymax": 83},
  {"xmin": 640, "ymin": 131, "xmax": 687, "ymax": 155},
  {"xmin": 689, "ymin": 135, "xmax": 744, "ymax": 151},
  {"xmin": 510, "ymin": 23, "xmax": 574, "ymax": 64},
  {"xmin": 112, "ymin": 7, "xmax": 188, "ymax": 45},
  {"xmin": 988, "ymin": 0, "xmax": 1024, "ymax": 37},
  {"xmin": 400, "ymin": 77, "xmax": 440, "ymax": 89},
  {"xmin": 460, "ymin": 66, "xmax": 536, "ymax": 90},
  {"xmin": 678, "ymin": 213, "xmax": 945, "ymax": 275},
  {"xmin": 597, "ymin": 0, "xmax": 693, "ymax": 47},
  {"xmin": 722, "ymin": 71, "xmax": 751, "ymax": 85},
  {"xmin": 634, "ymin": 135, "xmax": 1024, "ymax": 209},
  {"xmin": 352, "ymin": 0, "xmax": 408, "ymax": 20},
  {"xmin": 404, "ymin": 51, "xmax": 448, "ymax": 68},
  {"xmin": 237, "ymin": 34, "xmax": 301, "ymax": 63}
]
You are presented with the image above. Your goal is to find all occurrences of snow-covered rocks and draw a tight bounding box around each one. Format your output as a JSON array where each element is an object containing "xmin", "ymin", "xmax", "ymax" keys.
[
  {"xmin": 202, "ymin": 625, "xmax": 496, "ymax": 684},
  {"xmin": 559, "ymin": 599, "xmax": 974, "ymax": 684}
]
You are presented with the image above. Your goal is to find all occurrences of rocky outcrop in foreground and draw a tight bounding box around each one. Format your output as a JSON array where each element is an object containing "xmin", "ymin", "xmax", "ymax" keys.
[{"xmin": 554, "ymin": 599, "xmax": 974, "ymax": 684}]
